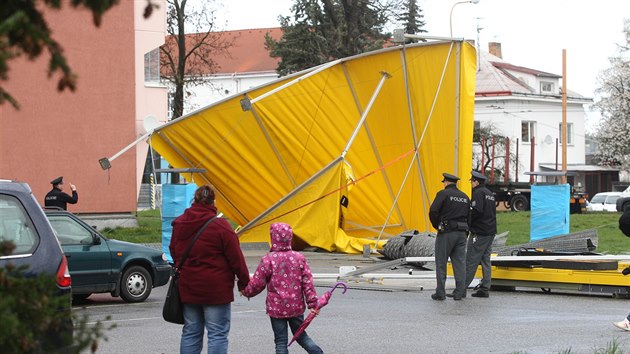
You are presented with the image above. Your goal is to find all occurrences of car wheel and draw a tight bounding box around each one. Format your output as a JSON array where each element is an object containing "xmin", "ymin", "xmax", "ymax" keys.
[
  {"xmin": 510, "ymin": 195, "xmax": 529, "ymax": 212},
  {"xmin": 120, "ymin": 265, "xmax": 152, "ymax": 303}
]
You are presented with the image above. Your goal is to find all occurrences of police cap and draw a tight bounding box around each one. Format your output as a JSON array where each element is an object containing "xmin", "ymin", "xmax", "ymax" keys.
[
  {"xmin": 471, "ymin": 170, "xmax": 487, "ymax": 182},
  {"xmin": 51, "ymin": 176, "xmax": 63, "ymax": 185},
  {"xmin": 441, "ymin": 173, "xmax": 460, "ymax": 183}
]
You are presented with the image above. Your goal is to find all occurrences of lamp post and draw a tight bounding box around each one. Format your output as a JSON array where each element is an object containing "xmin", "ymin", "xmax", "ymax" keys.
[{"xmin": 450, "ymin": 0, "xmax": 480, "ymax": 38}]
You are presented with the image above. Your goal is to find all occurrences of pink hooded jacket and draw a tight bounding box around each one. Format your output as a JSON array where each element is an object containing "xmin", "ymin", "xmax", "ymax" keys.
[{"xmin": 242, "ymin": 223, "xmax": 319, "ymax": 318}]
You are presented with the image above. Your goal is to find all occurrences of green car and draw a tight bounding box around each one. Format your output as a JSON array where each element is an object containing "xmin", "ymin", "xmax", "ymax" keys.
[{"xmin": 45, "ymin": 208, "xmax": 171, "ymax": 303}]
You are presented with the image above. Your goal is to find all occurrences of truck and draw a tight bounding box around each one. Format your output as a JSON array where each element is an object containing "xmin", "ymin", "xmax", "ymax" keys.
[{"xmin": 486, "ymin": 171, "xmax": 588, "ymax": 213}]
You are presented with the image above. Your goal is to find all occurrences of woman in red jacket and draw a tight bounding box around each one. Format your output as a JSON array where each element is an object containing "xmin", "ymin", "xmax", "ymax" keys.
[{"xmin": 170, "ymin": 185, "xmax": 250, "ymax": 354}]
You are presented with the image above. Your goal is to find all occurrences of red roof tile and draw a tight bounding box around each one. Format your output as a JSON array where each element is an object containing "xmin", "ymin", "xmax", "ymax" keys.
[
  {"xmin": 162, "ymin": 28, "xmax": 281, "ymax": 76},
  {"xmin": 215, "ymin": 28, "xmax": 282, "ymax": 73}
]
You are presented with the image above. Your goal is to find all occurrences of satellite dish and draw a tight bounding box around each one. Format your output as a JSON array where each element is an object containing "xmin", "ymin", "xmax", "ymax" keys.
[
  {"xmin": 143, "ymin": 115, "xmax": 159, "ymax": 133},
  {"xmin": 544, "ymin": 135, "xmax": 554, "ymax": 145}
]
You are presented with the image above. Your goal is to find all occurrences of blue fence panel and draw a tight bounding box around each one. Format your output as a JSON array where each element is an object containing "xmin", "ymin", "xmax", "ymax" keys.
[
  {"xmin": 161, "ymin": 183, "xmax": 197, "ymax": 263},
  {"xmin": 530, "ymin": 184, "xmax": 570, "ymax": 241}
]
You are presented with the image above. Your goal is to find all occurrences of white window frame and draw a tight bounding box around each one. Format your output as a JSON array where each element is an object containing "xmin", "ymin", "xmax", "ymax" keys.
[
  {"xmin": 540, "ymin": 81, "xmax": 554, "ymax": 93},
  {"xmin": 521, "ymin": 121, "xmax": 536, "ymax": 143},
  {"xmin": 558, "ymin": 122, "xmax": 574, "ymax": 145}
]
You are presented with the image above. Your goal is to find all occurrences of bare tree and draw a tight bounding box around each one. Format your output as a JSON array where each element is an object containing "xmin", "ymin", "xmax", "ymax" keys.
[
  {"xmin": 473, "ymin": 122, "xmax": 519, "ymax": 184},
  {"xmin": 160, "ymin": 0, "xmax": 235, "ymax": 119}
]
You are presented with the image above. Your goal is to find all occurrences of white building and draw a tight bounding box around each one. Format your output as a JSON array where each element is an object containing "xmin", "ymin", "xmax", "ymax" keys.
[{"xmin": 475, "ymin": 43, "xmax": 617, "ymax": 195}]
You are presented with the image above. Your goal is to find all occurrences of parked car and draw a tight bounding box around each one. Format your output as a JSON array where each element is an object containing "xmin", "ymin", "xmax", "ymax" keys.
[
  {"xmin": 587, "ymin": 192, "xmax": 621, "ymax": 212},
  {"xmin": 0, "ymin": 180, "xmax": 73, "ymax": 350},
  {"xmin": 44, "ymin": 208, "xmax": 171, "ymax": 303}
]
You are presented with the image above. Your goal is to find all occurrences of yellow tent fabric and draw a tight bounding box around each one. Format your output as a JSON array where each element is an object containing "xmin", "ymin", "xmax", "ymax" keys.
[{"xmin": 150, "ymin": 41, "xmax": 476, "ymax": 254}]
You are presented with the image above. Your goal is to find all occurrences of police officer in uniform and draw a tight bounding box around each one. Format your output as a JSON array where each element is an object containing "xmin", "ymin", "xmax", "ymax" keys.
[
  {"xmin": 45, "ymin": 176, "xmax": 78, "ymax": 210},
  {"xmin": 463, "ymin": 170, "xmax": 497, "ymax": 298},
  {"xmin": 429, "ymin": 172, "xmax": 470, "ymax": 300}
]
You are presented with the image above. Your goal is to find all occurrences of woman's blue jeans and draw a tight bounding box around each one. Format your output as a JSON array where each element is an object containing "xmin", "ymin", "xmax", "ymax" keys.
[
  {"xmin": 181, "ymin": 303, "xmax": 231, "ymax": 354},
  {"xmin": 270, "ymin": 314, "xmax": 323, "ymax": 354}
]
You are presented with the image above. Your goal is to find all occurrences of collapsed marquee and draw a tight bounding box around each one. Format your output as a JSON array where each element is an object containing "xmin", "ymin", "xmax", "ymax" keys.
[{"xmin": 143, "ymin": 40, "xmax": 476, "ymax": 254}]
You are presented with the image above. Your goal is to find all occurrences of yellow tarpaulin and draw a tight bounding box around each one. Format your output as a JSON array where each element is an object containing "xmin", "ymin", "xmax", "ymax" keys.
[{"xmin": 150, "ymin": 41, "xmax": 476, "ymax": 253}]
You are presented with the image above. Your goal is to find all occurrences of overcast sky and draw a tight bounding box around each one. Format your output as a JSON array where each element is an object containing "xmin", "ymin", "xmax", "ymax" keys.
[{"xmin": 212, "ymin": 0, "xmax": 630, "ymax": 131}]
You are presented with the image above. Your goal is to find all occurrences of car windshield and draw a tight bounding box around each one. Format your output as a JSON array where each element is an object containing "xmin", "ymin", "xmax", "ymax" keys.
[{"xmin": 591, "ymin": 194, "xmax": 607, "ymax": 203}]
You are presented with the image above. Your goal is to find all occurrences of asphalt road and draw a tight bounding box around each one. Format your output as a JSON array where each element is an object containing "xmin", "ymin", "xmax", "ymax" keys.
[{"xmin": 74, "ymin": 251, "xmax": 630, "ymax": 353}]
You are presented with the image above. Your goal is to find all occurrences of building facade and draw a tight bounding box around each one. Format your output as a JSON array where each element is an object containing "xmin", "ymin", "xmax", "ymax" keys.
[
  {"xmin": 475, "ymin": 43, "xmax": 615, "ymax": 195},
  {"xmin": 0, "ymin": 1, "xmax": 167, "ymax": 215}
]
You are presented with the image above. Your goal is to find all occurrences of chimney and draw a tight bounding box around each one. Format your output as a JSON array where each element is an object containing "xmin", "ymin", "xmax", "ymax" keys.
[{"xmin": 489, "ymin": 42, "xmax": 502, "ymax": 58}]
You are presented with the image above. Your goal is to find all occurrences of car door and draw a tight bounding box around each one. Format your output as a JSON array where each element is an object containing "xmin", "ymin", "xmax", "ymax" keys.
[
  {"xmin": 589, "ymin": 194, "xmax": 606, "ymax": 211},
  {"xmin": 605, "ymin": 195, "xmax": 621, "ymax": 212},
  {"xmin": 47, "ymin": 214, "xmax": 113, "ymax": 291}
]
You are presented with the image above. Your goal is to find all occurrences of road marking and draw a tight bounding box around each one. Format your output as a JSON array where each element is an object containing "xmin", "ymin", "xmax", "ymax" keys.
[
  {"xmin": 233, "ymin": 309, "xmax": 266, "ymax": 314},
  {"xmin": 87, "ymin": 317, "xmax": 161, "ymax": 325},
  {"xmin": 73, "ymin": 302, "xmax": 152, "ymax": 310}
]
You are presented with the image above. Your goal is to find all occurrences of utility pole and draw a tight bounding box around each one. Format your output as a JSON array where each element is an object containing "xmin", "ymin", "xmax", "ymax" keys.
[{"xmin": 561, "ymin": 49, "xmax": 567, "ymax": 184}]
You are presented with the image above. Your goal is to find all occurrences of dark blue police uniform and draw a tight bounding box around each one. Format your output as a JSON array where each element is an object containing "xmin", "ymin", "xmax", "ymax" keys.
[
  {"xmin": 44, "ymin": 176, "xmax": 78, "ymax": 210},
  {"xmin": 429, "ymin": 173, "xmax": 470, "ymax": 300},
  {"xmin": 464, "ymin": 170, "xmax": 497, "ymax": 297}
]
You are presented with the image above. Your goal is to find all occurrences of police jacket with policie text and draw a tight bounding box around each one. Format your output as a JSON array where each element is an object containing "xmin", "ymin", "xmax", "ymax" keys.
[
  {"xmin": 429, "ymin": 184, "xmax": 470, "ymax": 232},
  {"xmin": 44, "ymin": 188, "xmax": 78, "ymax": 210},
  {"xmin": 469, "ymin": 184, "xmax": 497, "ymax": 236}
]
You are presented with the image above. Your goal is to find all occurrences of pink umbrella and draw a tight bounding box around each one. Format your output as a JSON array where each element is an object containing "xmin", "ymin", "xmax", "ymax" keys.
[{"xmin": 289, "ymin": 282, "xmax": 348, "ymax": 347}]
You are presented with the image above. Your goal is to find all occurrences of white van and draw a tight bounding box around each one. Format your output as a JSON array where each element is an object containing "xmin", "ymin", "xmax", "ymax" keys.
[{"xmin": 587, "ymin": 192, "xmax": 622, "ymax": 212}]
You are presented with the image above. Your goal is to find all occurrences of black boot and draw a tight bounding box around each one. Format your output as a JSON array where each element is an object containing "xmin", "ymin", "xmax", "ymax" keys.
[
  {"xmin": 471, "ymin": 289, "xmax": 489, "ymax": 298},
  {"xmin": 431, "ymin": 293, "xmax": 445, "ymax": 300}
]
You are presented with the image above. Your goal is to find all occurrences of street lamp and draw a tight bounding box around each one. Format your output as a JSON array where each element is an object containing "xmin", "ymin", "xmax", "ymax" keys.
[{"xmin": 450, "ymin": 0, "xmax": 480, "ymax": 38}]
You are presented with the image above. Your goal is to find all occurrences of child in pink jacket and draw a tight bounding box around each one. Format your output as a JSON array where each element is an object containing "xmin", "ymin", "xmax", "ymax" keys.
[{"xmin": 242, "ymin": 222, "xmax": 323, "ymax": 354}]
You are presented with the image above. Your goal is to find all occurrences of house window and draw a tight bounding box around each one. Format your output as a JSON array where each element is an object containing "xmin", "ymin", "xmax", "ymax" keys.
[
  {"xmin": 558, "ymin": 123, "xmax": 574, "ymax": 145},
  {"xmin": 473, "ymin": 121, "xmax": 481, "ymax": 143},
  {"xmin": 144, "ymin": 48, "xmax": 160, "ymax": 83},
  {"xmin": 540, "ymin": 81, "xmax": 554, "ymax": 93},
  {"xmin": 521, "ymin": 121, "xmax": 536, "ymax": 143}
]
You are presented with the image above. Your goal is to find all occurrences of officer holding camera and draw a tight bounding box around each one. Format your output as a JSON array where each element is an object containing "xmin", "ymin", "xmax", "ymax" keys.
[{"xmin": 429, "ymin": 172, "xmax": 470, "ymax": 300}]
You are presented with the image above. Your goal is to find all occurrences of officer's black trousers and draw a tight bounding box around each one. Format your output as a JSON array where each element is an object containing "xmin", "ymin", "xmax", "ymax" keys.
[
  {"xmin": 465, "ymin": 234, "xmax": 495, "ymax": 290},
  {"xmin": 434, "ymin": 230, "xmax": 467, "ymax": 297}
]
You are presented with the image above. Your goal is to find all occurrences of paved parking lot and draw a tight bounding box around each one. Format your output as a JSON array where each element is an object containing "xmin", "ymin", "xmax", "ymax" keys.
[{"xmin": 74, "ymin": 249, "xmax": 630, "ymax": 353}]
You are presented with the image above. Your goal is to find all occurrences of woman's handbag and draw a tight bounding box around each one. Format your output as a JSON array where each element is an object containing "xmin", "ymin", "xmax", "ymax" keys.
[
  {"xmin": 162, "ymin": 215, "xmax": 218, "ymax": 324},
  {"xmin": 162, "ymin": 272, "xmax": 185, "ymax": 324}
]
